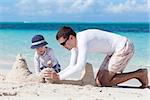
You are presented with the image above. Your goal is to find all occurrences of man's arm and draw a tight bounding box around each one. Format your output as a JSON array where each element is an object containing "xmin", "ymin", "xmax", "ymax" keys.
[
  {"xmin": 44, "ymin": 46, "xmax": 87, "ymax": 80},
  {"xmin": 69, "ymin": 47, "xmax": 78, "ymax": 66},
  {"xmin": 56, "ymin": 47, "xmax": 78, "ymax": 77},
  {"xmin": 58, "ymin": 43, "xmax": 88, "ymax": 80}
]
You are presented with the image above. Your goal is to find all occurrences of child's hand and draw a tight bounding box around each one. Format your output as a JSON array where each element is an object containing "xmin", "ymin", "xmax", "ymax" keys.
[
  {"xmin": 39, "ymin": 68, "xmax": 52, "ymax": 78},
  {"xmin": 47, "ymin": 60, "xmax": 52, "ymax": 68},
  {"xmin": 40, "ymin": 67, "xmax": 57, "ymax": 79}
]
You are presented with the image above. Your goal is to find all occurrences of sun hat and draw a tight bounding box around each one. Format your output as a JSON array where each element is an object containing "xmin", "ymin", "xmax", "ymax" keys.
[{"xmin": 31, "ymin": 35, "xmax": 48, "ymax": 49}]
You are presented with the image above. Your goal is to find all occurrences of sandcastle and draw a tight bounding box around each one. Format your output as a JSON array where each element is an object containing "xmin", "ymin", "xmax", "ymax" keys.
[
  {"xmin": 5, "ymin": 54, "xmax": 44, "ymax": 83},
  {"xmin": 0, "ymin": 54, "xmax": 95, "ymax": 86}
]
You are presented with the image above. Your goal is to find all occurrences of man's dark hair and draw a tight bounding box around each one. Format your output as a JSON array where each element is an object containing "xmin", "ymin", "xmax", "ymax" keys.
[{"xmin": 56, "ymin": 26, "xmax": 76, "ymax": 40}]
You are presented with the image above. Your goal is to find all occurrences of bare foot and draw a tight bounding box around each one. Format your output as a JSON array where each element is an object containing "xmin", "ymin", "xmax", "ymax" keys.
[
  {"xmin": 136, "ymin": 69, "xmax": 148, "ymax": 88},
  {"xmin": 95, "ymin": 77, "xmax": 101, "ymax": 86}
]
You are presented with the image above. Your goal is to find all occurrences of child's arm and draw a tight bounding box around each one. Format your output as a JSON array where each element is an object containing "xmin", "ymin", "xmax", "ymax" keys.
[
  {"xmin": 47, "ymin": 48, "xmax": 61, "ymax": 73},
  {"xmin": 34, "ymin": 53, "xmax": 40, "ymax": 74},
  {"xmin": 47, "ymin": 60, "xmax": 53, "ymax": 68},
  {"xmin": 47, "ymin": 48, "xmax": 58, "ymax": 66}
]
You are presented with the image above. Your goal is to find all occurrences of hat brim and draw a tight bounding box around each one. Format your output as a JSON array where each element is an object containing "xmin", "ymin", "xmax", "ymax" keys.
[{"xmin": 31, "ymin": 42, "xmax": 48, "ymax": 49}]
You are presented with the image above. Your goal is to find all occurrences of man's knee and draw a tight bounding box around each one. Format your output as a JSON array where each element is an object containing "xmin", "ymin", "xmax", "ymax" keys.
[
  {"xmin": 96, "ymin": 70, "xmax": 116, "ymax": 86},
  {"xmin": 100, "ymin": 80, "xmax": 114, "ymax": 86},
  {"xmin": 96, "ymin": 76, "xmax": 112, "ymax": 86}
]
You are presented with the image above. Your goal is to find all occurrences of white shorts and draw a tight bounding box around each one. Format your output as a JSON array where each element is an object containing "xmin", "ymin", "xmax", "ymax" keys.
[{"xmin": 100, "ymin": 39, "xmax": 134, "ymax": 73}]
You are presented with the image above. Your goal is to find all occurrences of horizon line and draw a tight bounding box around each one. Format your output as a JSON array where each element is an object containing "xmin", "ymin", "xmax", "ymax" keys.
[{"xmin": 0, "ymin": 22, "xmax": 149, "ymax": 24}]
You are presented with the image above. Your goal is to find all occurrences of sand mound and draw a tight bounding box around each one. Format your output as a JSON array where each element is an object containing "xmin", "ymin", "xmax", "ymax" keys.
[{"xmin": 5, "ymin": 54, "xmax": 44, "ymax": 83}]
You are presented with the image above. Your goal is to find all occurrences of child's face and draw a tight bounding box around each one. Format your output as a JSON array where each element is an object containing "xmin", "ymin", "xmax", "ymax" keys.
[{"xmin": 36, "ymin": 46, "xmax": 46, "ymax": 55}]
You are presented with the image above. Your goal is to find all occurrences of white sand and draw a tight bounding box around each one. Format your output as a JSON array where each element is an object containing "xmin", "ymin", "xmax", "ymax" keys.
[
  {"xmin": 0, "ymin": 82, "xmax": 149, "ymax": 100},
  {"xmin": 0, "ymin": 54, "xmax": 150, "ymax": 99}
]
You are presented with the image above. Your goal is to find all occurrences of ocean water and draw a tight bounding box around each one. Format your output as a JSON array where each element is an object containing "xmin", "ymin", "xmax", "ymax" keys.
[{"xmin": 0, "ymin": 22, "xmax": 150, "ymax": 74}]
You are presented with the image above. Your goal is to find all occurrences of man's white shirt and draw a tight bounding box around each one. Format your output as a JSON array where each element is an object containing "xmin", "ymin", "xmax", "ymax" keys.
[{"xmin": 58, "ymin": 29, "xmax": 127, "ymax": 80}]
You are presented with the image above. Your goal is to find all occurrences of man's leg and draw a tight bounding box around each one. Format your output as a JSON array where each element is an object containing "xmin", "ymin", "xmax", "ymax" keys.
[
  {"xmin": 96, "ymin": 39, "xmax": 149, "ymax": 88},
  {"xmin": 96, "ymin": 68, "xmax": 148, "ymax": 88}
]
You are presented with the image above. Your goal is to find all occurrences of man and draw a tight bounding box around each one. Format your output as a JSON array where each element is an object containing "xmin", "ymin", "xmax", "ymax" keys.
[{"xmin": 44, "ymin": 26, "xmax": 148, "ymax": 88}]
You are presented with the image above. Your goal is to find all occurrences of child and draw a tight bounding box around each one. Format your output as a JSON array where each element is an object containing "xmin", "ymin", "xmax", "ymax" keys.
[{"xmin": 31, "ymin": 34, "xmax": 61, "ymax": 74}]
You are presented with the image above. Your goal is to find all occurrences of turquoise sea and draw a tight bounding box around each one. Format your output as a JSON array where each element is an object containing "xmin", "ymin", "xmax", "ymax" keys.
[{"xmin": 0, "ymin": 22, "xmax": 150, "ymax": 74}]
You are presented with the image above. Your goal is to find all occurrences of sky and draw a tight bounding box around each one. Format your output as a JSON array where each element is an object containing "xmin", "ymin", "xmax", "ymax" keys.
[{"xmin": 0, "ymin": 0, "xmax": 149, "ymax": 22}]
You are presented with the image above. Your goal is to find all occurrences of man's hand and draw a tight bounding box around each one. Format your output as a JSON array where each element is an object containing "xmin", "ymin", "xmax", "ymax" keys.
[{"xmin": 44, "ymin": 71, "xmax": 60, "ymax": 81}]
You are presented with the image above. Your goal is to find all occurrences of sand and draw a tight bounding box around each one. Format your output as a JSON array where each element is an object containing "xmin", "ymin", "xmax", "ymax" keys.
[
  {"xmin": 0, "ymin": 54, "xmax": 150, "ymax": 99},
  {"xmin": 0, "ymin": 82, "xmax": 149, "ymax": 100}
]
